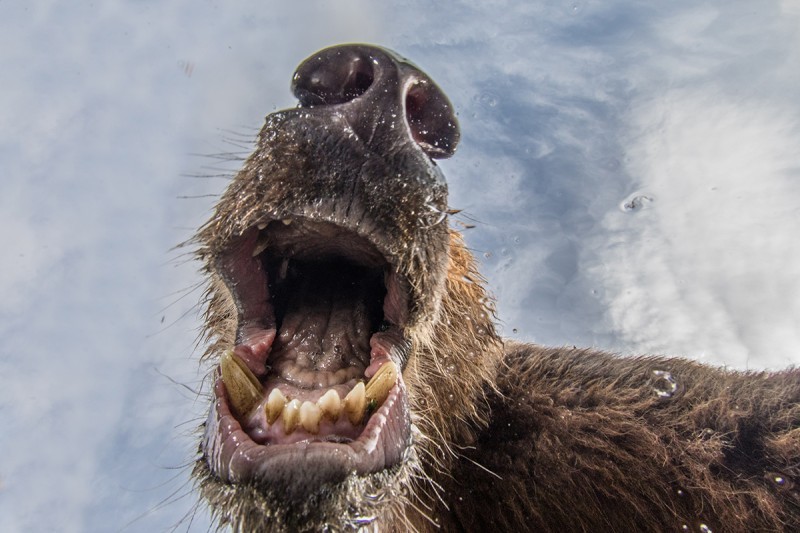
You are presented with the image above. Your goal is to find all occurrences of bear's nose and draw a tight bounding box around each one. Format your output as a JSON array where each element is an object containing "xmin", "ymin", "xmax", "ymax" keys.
[{"xmin": 291, "ymin": 44, "xmax": 459, "ymax": 159}]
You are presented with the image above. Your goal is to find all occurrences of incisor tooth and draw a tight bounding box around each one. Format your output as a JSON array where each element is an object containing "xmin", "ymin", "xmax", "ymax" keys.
[
  {"xmin": 283, "ymin": 399, "xmax": 301, "ymax": 434},
  {"xmin": 299, "ymin": 401, "xmax": 322, "ymax": 434},
  {"xmin": 265, "ymin": 388, "xmax": 287, "ymax": 424},
  {"xmin": 343, "ymin": 382, "xmax": 366, "ymax": 425},
  {"xmin": 220, "ymin": 350, "xmax": 263, "ymax": 417},
  {"xmin": 365, "ymin": 361, "xmax": 398, "ymax": 409},
  {"xmin": 317, "ymin": 389, "xmax": 342, "ymax": 420}
]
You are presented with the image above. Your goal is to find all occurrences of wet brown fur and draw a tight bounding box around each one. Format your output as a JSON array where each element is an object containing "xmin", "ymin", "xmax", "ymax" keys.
[
  {"xmin": 192, "ymin": 50, "xmax": 800, "ymax": 532},
  {"xmin": 196, "ymin": 215, "xmax": 800, "ymax": 531}
]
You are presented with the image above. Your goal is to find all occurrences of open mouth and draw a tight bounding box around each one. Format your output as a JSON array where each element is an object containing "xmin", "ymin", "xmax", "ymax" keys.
[{"xmin": 205, "ymin": 217, "xmax": 412, "ymax": 487}]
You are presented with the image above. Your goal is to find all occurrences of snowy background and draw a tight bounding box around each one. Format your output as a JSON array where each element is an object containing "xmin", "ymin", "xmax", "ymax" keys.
[{"xmin": 1, "ymin": 1, "xmax": 798, "ymax": 531}]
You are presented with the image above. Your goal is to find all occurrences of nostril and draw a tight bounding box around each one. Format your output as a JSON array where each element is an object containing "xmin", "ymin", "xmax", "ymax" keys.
[
  {"xmin": 292, "ymin": 50, "xmax": 375, "ymax": 107},
  {"xmin": 405, "ymin": 81, "xmax": 460, "ymax": 159}
]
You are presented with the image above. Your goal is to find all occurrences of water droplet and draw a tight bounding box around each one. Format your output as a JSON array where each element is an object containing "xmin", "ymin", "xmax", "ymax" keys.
[
  {"xmin": 620, "ymin": 192, "xmax": 655, "ymax": 212},
  {"xmin": 512, "ymin": 328, "xmax": 518, "ymax": 334},
  {"xmin": 765, "ymin": 471, "xmax": 791, "ymax": 488},
  {"xmin": 477, "ymin": 92, "xmax": 498, "ymax": 108},
  {"xmin": 681, "ymin": 526, "xmax": 689, "ymax": 531},
  {"xmin": 652, "ymin": 370, "xmax": 678, "ymax": 398},
  {"xmin": 676, "ymin": 488, "xmax": 685, "ymax": 496},
  {"xmin": 351, "ymin": 516, "xmax": 376, "ymax": 527},
  {"xmin": 699, "ymin": 524, "xmax": 712, "ymax": 533}
]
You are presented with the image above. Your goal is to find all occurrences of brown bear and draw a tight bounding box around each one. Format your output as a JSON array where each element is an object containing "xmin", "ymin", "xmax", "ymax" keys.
[{"xmin": 191, "ymin": 44, "xmax": 799, "ymax": 532}]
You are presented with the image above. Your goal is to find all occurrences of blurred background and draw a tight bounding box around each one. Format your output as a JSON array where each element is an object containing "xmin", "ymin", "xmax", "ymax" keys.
[{"xmin": 1, "ymin": 1, "xmax": 798, "ymax": 530}]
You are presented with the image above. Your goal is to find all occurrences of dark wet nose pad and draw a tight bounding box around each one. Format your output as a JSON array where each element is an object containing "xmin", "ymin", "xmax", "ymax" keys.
[{"xmin": 291, "ymin": 45, "xmax": 460, "ymax": 159}]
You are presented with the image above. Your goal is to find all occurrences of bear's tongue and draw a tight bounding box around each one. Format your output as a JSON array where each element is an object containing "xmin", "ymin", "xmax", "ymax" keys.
[{"xmin": 268, "ymin": 260, "xmax": 384, "ymax": 389}]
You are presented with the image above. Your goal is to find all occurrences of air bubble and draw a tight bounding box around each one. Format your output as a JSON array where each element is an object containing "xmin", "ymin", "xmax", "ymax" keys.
[
  {"xmin": 652, "ymin": 370, "xmax": 678, "ymax": 398},
  {"xmin": 477, "ymin": 92, "xmax": 498, "ymax": 108},
  {"xmin": 620, "ymin": 192, "xmax": 655, "ymax": 212},
  {"xmin": 699, "ymin": 524, "xmax": 712, "ymax": 533}
]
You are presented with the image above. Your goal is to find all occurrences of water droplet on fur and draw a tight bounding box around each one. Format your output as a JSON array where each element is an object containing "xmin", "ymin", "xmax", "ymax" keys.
[
  {"xmin": 766, "ymin": 471, "xmax": 791, "ymax": 489},
  {"xmin": 422, "ymin": 202, "xmax": 447, "ymax": 227},
  {"xmin": 699, "ymin": 524, "xmax": 712, "ymax": 533},
  {"xmin": 681, "ymin": 526, "xmax": 689, "ymax": 531},
  {"xmin": 652, "ymin": 370, "xmax": 678, "ymax": 398}
]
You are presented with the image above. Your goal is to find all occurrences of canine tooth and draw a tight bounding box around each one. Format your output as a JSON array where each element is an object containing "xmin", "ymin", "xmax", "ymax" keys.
[
  {"xmin": 299, "ymin": 401, "xmax": 322, "ymax": 434},
  {"xmin": 265, "ymin": 388, "xmax": 287, "ymax": 424},
  {"xmin": 252, "ymin": 233, "xmax": 270, "ymax": 257},
  {"xmin": 365, "ymin": 361, "xmax": 398, "ymax": 409},
  {"xmin": 279, "ymin": 258, "xmax": 289, "ymax": 281},
  {"xmin": 343, "ymin": 382, "xmax": 366, "ymax": 425},
  {"xmin": 317, "ymin": 389, "xmax": 342, "ymax": 420},
  {"xmin": 283, "ymin": 399, "xmax": 301, "ymax": 434},
  {"xmin": 220, "ymin": 350, "xmax": 263, "ymax": 417}
]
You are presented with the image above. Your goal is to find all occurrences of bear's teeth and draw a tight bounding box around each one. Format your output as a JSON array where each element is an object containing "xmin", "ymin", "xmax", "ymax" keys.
[
  {"xmin": 365, "ymin": 361, "xmax": 397, "ymax": 408},
  {"xmin": 251, "ymin": 232, "xmax": 270, "ymax": 257},
  {"xmin": 220, "ymin": 350, "xmax": 263, "ymax": 417},
  {"xmin": 343, "ymin": 382, "xmax": 366, "ymax": 424},
  {"xmin": 299, "ymin": 401, "xmax": 322, "ymax": 434},
  {"xmin": 282, "ymin": 399, "xmax": 301, "ymax": 434},
  {"xmin": 317, "ymin": 389, "xmax": 342, "ymax": 420},
  {"xmin": 265, "ymin": 388, "xmax": 287, "ymax": 424}
]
